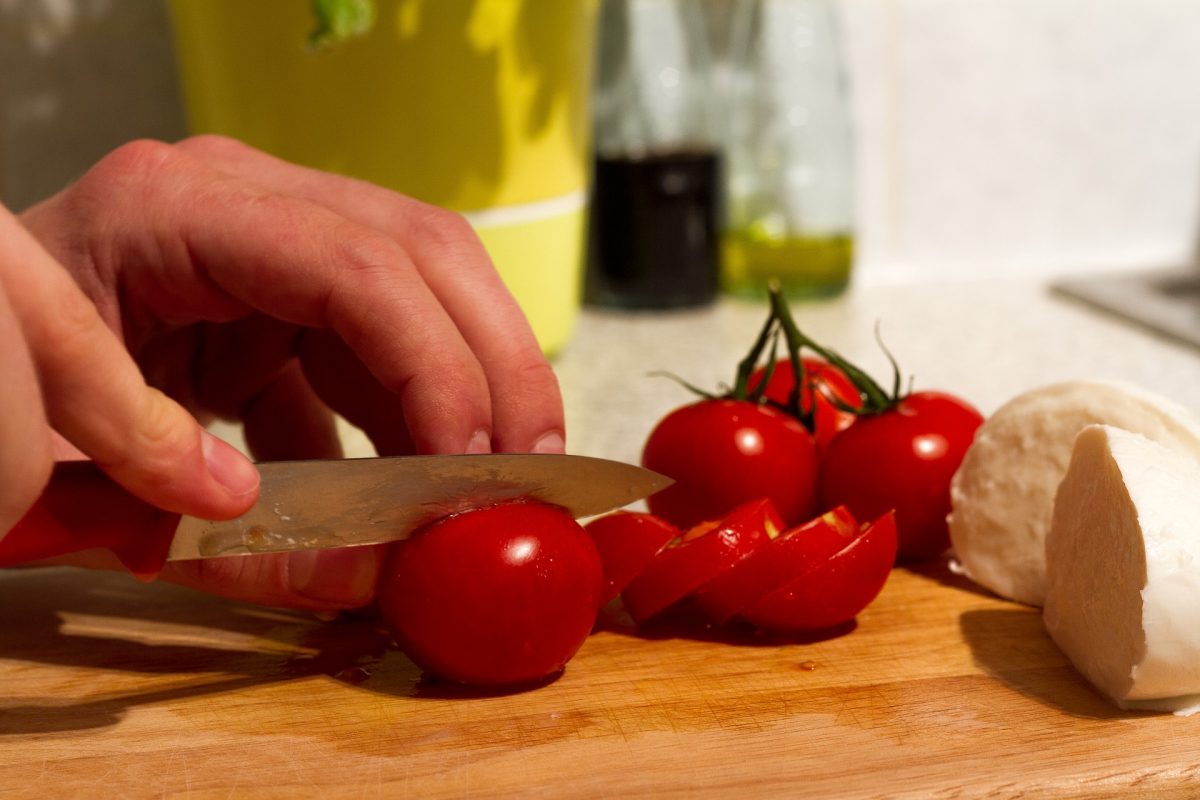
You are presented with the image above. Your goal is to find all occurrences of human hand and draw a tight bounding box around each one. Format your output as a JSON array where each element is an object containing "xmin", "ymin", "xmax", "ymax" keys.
[{"xmin": 4, "ymin": 135, "xmax": 565, "ymax": 611}]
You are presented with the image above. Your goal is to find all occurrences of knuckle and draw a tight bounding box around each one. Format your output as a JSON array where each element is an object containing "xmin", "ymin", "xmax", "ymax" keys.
[
  {"xmin": 46, "ymin": 289, "xmax": 105, "ymax": 359},
  {"xmin": 405, "ymin": 352, "xmax": 486, "ymax": 409},
  {"xmin": 176, "ymin": 134, "xmax": 247, "ymax": 160},
  {"xmin": 334, "ymin": 227, "xmax": 409, "ymax": 279},
  {"xmin": 69, "ymin": 139, "xmax": 181, "ymax": 216},
  {"xmin": 94, "ymin": 388, "xmax": 199, "ymax": 482},
  {"xmin": 407, "ymin": 204, "xmax": 481, "ymax": 255},
  {"xmin": 126, "ymin": 388, "xmax": 196, "ymax": 467},
  {"xmin": 508, "ymin": 352, "xmax": 560, "ymax": 394},
  {"xmin": 87, "ymin": 139, "xmax": 178, "ymax": 186}
]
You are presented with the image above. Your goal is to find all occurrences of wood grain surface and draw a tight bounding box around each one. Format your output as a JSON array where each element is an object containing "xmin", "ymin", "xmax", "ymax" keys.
[{"xmin": 0, "ymin": 562, "xmax": 1196, "ymax": 799}]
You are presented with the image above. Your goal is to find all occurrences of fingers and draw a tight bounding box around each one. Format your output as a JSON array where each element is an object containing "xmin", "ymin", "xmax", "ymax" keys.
[
  {"xmin": 0, "ymin": 280, "xmax": 54, "ymax": 535},
  {"xmin": 380, "ymin": 202, "xmax": 566, "ymax": 454},
  {"xmin": 297, "ymin": 330, "xmax": 419, "ymax": 456},
  {"xmin": 53, "ymin": 139, "xmax": 495, "ymax": 456},
  {"xmin": 158, "ymin": 546, "xmax": 385, "ymax": 612},
  {"xmin": 169, "ymin": 318, "xmax": 343, "ymax": 461},
  {"xmin": 0, "ymin": 204, "xmax": 259, "ymax": 520},
  {"xmin": 190, "ymin": 315, "xmax": 299, "ymax": 421},
  {"xmin": 242, "ymin": 359, "xmax": 343, "ymax": 461},
  {"xmin": 177, "ymin": 135, "xmax": 566, "ymax": 454}
]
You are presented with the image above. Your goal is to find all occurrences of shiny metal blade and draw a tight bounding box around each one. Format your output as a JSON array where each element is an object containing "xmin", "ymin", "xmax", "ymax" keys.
[{"xmin": 166, "ymin": 453, "xmax": 671, "ymax": 561}]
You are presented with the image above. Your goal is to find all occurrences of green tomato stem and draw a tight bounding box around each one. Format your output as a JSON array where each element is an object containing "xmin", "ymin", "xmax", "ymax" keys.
[{"xmin": 767, "ymin": 284, "xmax": 896, "ymax": 414}]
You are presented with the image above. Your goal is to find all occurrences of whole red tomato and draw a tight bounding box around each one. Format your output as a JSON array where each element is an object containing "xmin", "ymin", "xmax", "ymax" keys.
[
  {"xmin": 378, "ymin": 502, "xmax": 602, "ymax": 687},
  {"xmin": 749, "ymin": 358, "xmax": 862, "ymax": 449},
  {"xmin": 642, "ymin": 399, "xmax": 820, "ymax": 530},
  {"xmin": 819, "ymin": 391, "xmax": 983, "ymax": 562}
]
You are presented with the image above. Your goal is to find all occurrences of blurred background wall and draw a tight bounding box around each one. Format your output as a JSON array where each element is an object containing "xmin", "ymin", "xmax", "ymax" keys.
[
  {"xmin": 0, "ymin": 0, "xmax": 186, "ymax": 210},
  {"xmin": 2, "ymin": 0, "xmax": 1199, "ymax": 285},
  {"xmin": 843, "ymin": 0, "xmax": 1200, "ymax": 284}
]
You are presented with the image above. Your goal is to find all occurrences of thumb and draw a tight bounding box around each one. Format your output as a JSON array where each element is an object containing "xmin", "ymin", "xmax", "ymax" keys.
[{"xmin": 0, "ymin": 204, "xmax": 259, "ymax": 519}]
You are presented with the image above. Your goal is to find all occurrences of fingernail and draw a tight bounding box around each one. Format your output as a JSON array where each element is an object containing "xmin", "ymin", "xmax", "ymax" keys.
[
  {"xmin": 466, "ymin": 429, "xmax": 492, "ymax": 454},
  {"xmin": 202, "ymin": 431, "xmax": 260, "ymax": 497},
  {"xmin": 288, "ymin": 547, "xmax": 379, "ymax": 606},
  {"xmin": 532, "ymin": 431, "xmax": 565, "ymax": 454}
]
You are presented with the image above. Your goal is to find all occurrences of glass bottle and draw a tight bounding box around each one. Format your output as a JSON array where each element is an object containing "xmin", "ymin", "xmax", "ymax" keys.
[
  {"xmin": 720, "ymin": 0, "xmax": 855, "ymax": 299},
  {"xmin": 584, "ymin": 0, "xmax": 721, "ymax": 309}
]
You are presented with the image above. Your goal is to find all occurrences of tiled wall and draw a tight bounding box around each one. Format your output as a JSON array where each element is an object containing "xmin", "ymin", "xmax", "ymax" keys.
[
  {"xmin": 4, "ymin": 0, "xmax": 1199, "ymax": 283},
  {"xmin": 0, "ymin": 0, "xmax": 185, "ymax": 211},
  {"xmin": 843, "ymin": 0, "xmax": 1200, "ymax": 284}
]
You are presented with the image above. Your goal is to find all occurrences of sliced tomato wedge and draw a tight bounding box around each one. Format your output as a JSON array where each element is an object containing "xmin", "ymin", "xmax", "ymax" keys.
[
  {"xmin": 584, "ymin": 511, "xmax": 679, "ymax": 604},
  {"xmin": 692, "ymin": 505, "xmax": 858, "ymax": 624},
  {"xmin": 739, "ymin": 511, "xmax": 898, "ymax": 633},
  {"xmin": 621, "ymin": 498, "xmax": 782, "ymax": 624}
]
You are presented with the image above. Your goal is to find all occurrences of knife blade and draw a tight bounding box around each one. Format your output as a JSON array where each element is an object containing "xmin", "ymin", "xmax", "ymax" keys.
[{"xmin": 0, "ymin": 454, "xmax": 672, "ymax": 571}]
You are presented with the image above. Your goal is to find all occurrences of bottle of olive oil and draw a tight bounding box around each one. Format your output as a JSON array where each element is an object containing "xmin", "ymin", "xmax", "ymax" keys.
[{"xmin": 720, "ymin": 0, "xmax": 855, "ymax": 299}]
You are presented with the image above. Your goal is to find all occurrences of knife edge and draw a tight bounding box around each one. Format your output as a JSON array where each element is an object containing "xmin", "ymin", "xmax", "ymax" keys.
[{"xmin": 165, "ymin": 453, "xmax": 672, "ymax": 561}]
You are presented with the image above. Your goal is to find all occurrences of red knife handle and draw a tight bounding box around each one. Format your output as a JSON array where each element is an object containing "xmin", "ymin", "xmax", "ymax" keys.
[{"xmin": 0, "ymin": 461, "xmax": 181, "ymax": 576}]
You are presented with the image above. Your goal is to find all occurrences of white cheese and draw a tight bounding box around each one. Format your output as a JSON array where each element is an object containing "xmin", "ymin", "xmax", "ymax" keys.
[
  {"xmin": 948, "ymin": 380, "xmax": 1200, "ymax": 606},
  {"xmin": 1043, "ymin": 425, "xmax": 1200, "ymax": 714}
]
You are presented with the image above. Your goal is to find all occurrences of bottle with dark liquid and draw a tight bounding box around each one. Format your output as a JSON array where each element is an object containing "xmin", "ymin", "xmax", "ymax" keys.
[
  {"xmin": 587, "ymin": 149, "xmax": 720, "ymax": 309},
  {"xmin": 585, "ymin": 0, "xmax": 720, "ymax": 309}
]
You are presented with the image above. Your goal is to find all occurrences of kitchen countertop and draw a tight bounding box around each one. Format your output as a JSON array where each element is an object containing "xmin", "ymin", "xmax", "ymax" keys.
[
  {"xmin": 5, "ymin": 276, "xmax": 1200, "ymax": 799},
  {"xmin": 334, "ymin": 275, "xmax": 1200, "ymax": 464}
]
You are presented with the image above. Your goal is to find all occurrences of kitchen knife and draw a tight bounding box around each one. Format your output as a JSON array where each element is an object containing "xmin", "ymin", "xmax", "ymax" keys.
[{"xmin": 0, "ymin": 454, "xmax": 672, "ymax": 572}]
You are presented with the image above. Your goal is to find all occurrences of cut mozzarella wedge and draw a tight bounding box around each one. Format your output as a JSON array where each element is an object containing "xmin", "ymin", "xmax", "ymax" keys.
[
  {"xmin": 948, "ymin": 380, "xmax": 1200, "ymax": 606},
  {"xmin": 1044, "ymin": 425, "xmax": 1200, "ymax": 714}
]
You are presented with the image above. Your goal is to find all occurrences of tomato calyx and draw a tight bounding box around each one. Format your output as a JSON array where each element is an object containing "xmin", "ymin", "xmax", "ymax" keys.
[
  {"xmin": 650, "ymin": 300, "xmax": 793, "ymax": 411},
  {"xmin": 766, "ymin": 283, "xmax": 904, "ymax": 416},
  {"xmin": 650, "ymin": 288, "xmax": 860, "ymax": 438},
  {"xmin": 654, "ymin": 283, "xmax": 913, "ymax": 431}
]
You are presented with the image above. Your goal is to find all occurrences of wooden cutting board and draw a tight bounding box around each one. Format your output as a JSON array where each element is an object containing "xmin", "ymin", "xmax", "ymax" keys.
[{"xmin": 1, "ymin": 562, "xmax": 1196, "ymax": 799}]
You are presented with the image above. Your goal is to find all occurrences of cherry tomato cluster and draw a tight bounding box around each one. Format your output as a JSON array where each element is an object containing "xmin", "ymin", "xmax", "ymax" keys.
[
  {"xmin": 375, "ymin": 290, "xmax": 982, "ymax": 690},
  {"xmin": 643, "ymin": 288, "xmax": 983, "ymax": 563}
]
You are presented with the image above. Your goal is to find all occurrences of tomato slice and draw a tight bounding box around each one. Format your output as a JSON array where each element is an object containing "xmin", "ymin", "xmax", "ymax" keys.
[
  {"xmin": 692, "ymin": 506, "xmax": 858, "ymax": 624},
  {"xmin": 584, "ymin": 511, "xmax": 679, "ymax": 604},
  {"xmin": 621, "ymin": 498, "xmax": 783, "ymax": 624},
  {"xmin": 739, "ymin": 511, "xmax": 898, "ymax": 633}
]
